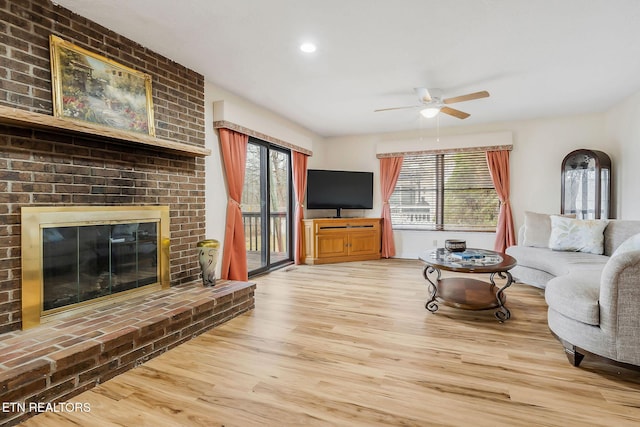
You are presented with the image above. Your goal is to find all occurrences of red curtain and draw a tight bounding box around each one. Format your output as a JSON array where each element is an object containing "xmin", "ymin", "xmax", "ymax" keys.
[
  {"xmin": 292, "ymin": 151, "xmax": 309, "ymax": 264},
  {"xmin": 379, "ymin": 156, "xmax": 404, "ymax": 258},
  {"xmin": 486, "ymin": 150, "xmax": 516, "ymax": 252},
  {"xmin": 219, "ymin": 128, "xmax": 249, "ymax": 281}
]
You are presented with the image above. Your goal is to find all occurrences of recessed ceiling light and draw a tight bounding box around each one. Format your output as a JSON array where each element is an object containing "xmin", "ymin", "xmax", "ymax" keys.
[{"xmin": 300, "ymin": 42, "xmax": 317, "ymax": 53}]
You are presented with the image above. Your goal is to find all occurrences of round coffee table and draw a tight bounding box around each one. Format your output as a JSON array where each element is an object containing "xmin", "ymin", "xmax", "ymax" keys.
[{"xmin": 419, "ymin": 248, "xmax": 517, "ymax": 322}]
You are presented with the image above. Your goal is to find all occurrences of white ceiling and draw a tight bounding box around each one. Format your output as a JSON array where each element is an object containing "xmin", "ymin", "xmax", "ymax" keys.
[{"xmin": 54, "ymin": 0, "xmax": 640, "ymax": 137}]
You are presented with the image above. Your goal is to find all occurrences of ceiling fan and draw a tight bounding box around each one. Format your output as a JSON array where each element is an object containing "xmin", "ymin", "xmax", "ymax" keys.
[{"xmin": 374, "ymin": 88, "xmax": 490, "ymax": 119}]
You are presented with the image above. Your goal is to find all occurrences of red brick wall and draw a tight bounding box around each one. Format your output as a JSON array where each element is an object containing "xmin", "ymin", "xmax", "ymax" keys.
[{"xmin": 0, "ymin": 0, "xmax": 207, "ymax": 334}]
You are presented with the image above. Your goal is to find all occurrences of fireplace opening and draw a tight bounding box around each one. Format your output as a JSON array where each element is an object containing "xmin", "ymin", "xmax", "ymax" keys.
[
  {"xmin": 21, "ymin": 206, "xmax": 170, "ymax": 329},
  {"xmin": 42, "ymin": 222, "xmax": 159, "ymax": 311}
]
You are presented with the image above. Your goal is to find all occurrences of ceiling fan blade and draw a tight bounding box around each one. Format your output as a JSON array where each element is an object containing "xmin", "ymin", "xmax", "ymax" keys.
[
  {"xmin": 440, "ymin": 106, "xmax": 470, "ymax": 119},
  {"xmin": 443, "ymin": 90, "xmax": 490, "ymax": 104},
  {"xmin": 414, "ymin": 87, "xmax": 432, "ymax": 103},
  {"xmin": 374, "ymin": 105, "xmax": 419, "ymax": 112}
]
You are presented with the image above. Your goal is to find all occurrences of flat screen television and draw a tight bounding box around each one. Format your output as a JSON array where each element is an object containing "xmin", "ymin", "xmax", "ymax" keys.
[{"xmin": 306, "ymin": 169, "xmax": 373, "ymax": 218}]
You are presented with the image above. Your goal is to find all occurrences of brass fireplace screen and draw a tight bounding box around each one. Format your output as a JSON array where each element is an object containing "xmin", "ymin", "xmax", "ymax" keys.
[{"xmin": 21, "ymin": 206, "xmax": 170, "ymax": 329}]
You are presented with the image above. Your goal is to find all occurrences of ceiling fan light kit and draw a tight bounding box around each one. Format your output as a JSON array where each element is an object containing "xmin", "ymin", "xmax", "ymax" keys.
[
  {"xmin": 375, "ymin": 88, "xmax": 490, "ymax": 120},
  {"xmin": 420, "ymin": 107, "xmax": 441, "ymax": 118}
]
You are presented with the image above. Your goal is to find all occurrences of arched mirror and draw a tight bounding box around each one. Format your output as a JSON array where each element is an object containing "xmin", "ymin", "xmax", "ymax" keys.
[{"xmin": 561, "ymin": 149, "xmax": 612, "ymax": 219}]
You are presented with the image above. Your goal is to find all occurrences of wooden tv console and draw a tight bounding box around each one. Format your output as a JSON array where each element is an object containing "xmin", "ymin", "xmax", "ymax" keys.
[{"xmin": 302, "ymin": 217, "xmax": 382, "ymax": 265}]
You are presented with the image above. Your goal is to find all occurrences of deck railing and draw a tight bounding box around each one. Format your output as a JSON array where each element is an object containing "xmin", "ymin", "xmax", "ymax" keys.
[{"xmin": 242, "ymin": 211, "xmax": 288, "ymax": 252}]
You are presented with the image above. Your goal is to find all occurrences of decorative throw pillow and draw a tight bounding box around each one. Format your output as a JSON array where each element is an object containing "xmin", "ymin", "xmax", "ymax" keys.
[
  {"xmin": 548, "ymin": 216, "xmax": 609, "ymax": 254},
  {"xmin": 522, "ymin": 211, "xmax": 574, "ymax": 248},
  {"xmin": 522, "ymin": 211, "xmax": 553, "ymax": 247},
  {"xmin": 611, "ymin": 233, "xmax": 640, "ymax": 258}
]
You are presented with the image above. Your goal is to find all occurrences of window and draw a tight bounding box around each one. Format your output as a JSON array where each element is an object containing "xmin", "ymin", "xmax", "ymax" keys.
[{"xmin": 390, "ymin": 151, "xmax": 499, "ymax": 231}]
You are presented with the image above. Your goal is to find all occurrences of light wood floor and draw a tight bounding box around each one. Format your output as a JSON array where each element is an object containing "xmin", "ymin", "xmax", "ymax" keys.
[{"xmin": 22, "ymin": 259, "xmax": 640, "ymax": 426}]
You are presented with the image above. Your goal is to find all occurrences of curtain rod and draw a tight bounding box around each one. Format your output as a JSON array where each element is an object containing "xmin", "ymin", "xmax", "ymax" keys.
[
  {"xmin": 214, "ymin": 120, "xmax": 313, "ymax": 156},
  {"xmin": 376, "ymin": 144, "xmax": 513, "ymax": 159}
]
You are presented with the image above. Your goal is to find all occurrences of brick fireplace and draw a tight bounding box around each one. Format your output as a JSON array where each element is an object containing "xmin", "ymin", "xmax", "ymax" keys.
[
  {"xmin": 0, "ymin": 2, "xmax": 256, "ymax": 425},
  {"xmin": 0, "ymin": 0, "xmax": 209, "ymax": 335}
]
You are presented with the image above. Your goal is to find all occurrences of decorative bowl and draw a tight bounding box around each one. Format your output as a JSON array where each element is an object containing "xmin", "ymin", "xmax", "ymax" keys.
[{"xmin": 445, "ymin": 239, "xmax": 466, "ymax": 252}]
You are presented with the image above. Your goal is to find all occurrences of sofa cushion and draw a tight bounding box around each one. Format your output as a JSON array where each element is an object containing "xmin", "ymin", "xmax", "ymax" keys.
[
  {"xmin": 610, "ymin": 232, "xmax": 640, "ymax": 259},
  {"xmin": 548, "ymin": 216, "xmax": 609, "ymax": 254},
  {"xmin": 545, "ymin": 271, "xmax": 601, "ymax": 326},
  {"xmin": 521, "ymin": 211, "xmax": 574, "ymax": 248},
  {"xmin": 522, "ymin": 211, "xmax": 554, "ymax": 247},
  {"xmin": 603, "ymin": 221, "xmax": 640, "ymax": 256},
  {"xmin": 508, "ymin": 265, "xmax": 554, "ymax": 288},
  {"xmin": 506, "ymin": 245, "xmax": 608, "ymax": 278}
]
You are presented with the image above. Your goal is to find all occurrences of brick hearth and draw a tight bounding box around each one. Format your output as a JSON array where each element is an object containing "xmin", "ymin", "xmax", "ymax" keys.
[{"xmin": 0, "ymin": 280, "xmax": 255, "ymax": 426}]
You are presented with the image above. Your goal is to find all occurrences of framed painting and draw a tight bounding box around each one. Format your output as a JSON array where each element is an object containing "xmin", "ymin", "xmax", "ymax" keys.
[{"xmin": 49, "ymin": 35, "xmax": 155, "ymax": 136}]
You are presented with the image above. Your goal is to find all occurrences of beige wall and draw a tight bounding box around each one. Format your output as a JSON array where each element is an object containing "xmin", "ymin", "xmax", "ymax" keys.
[
  {"xmin": 205, "ymin": 81, "xmax": 640, "ymax": 261},
  {"xmin": 319, "ymin": 113, "xmax": 611, "ymax": 258},
  {"xmin": 203, "ymin": 82, "xmax": 229, "ymax": 267},
  {"xmin": 605, "ymin": 89, "xmax": 640, "ymax": 220},
  {"xmin": 203, "ymin": 82, "xmax": 324, "ymax": 275}
]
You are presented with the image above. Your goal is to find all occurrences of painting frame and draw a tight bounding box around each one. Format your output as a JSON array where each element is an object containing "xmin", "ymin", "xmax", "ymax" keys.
[{"xmin": 49, "ymin": 35, "xmax": 156, "ymax": 136}]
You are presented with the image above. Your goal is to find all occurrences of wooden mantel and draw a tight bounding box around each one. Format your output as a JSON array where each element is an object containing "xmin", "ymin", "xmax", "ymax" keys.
[{"xmin": 0, "ymin": 105, "xmax": 211, "ymax": 157}]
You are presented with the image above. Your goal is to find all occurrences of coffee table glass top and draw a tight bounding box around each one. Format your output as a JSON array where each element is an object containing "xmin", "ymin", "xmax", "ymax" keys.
[{"xmin": 421, "ymin": 248, "xmax": 516, "ymax": 273}]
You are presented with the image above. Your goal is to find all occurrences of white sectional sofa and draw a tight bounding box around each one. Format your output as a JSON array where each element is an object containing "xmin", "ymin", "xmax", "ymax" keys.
[{"xmin": 505, "ymin": 212, "xmax": 640, "ymax": 368}]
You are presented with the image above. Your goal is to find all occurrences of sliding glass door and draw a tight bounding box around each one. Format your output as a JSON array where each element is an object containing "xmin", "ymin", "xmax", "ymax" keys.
[{"xmin": 242, "ymin": 138, "xmax": 292, "ymax": 275}]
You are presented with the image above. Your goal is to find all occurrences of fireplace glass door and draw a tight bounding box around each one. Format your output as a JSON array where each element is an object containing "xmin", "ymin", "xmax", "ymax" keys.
[{"xmin": 42, "ymin": 222, "xmax": 158, "ymax": 311}]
